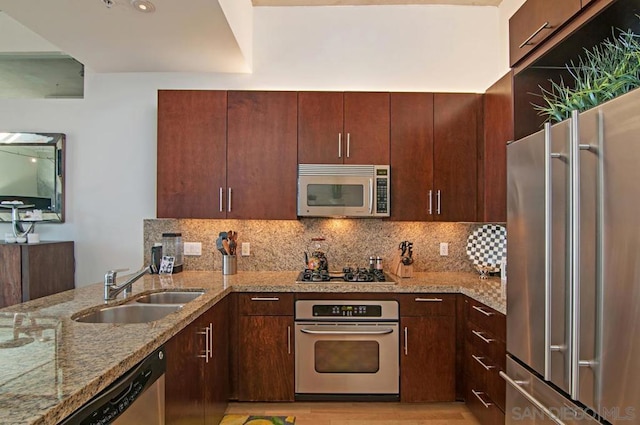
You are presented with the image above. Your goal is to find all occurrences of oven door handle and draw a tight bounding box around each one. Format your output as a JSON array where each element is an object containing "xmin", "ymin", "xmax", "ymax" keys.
[{"xmin": 299, "ymin": 328, "xmax": 394, "ymax": 335}]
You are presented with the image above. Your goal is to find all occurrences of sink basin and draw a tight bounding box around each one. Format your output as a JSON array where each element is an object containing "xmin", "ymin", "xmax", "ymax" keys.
[
  {"xmin": 73, "ymin": 304, "xmax": 183, "ymax": 324},
  {"xmin": 135, "ymin": 291, "xmax": 204, "ymax": 305}
]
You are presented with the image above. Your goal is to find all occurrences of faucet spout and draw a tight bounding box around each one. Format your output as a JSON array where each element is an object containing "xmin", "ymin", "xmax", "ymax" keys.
[{"xmin": 104, "ymin": 266, "xmax": 151, "ymax": 301}]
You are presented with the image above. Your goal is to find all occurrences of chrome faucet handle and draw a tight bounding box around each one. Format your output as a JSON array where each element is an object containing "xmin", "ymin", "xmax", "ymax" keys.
[{"xmin": 104, "ymin": 268, "xmax": 129, "ymax": 286}]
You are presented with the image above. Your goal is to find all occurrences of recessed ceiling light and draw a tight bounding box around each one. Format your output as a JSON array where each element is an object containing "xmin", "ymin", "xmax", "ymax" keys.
[{"xmin": 130, "ymin": 0, "xmax": 155, "ymax": 12}]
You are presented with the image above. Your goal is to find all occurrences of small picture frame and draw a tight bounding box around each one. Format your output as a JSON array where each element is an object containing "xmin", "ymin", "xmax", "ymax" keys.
[{"xmin": 159, "ymin": 255, "xmax": 175, "ymax": 275}]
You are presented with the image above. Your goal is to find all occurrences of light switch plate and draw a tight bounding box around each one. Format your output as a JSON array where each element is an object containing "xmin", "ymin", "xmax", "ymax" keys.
[
  {"xmin": 184, "ymin": 242, "xmax": 202, "ymax": 256},
  {"xmin": 439, "ymin": 242, "xmax": 449, "ymax": 256},
  {"xmin": 241, "ymin": 242, "xmax": 250, "ymax": 256}
]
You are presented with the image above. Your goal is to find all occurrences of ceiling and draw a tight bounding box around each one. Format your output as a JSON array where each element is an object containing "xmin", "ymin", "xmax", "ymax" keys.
[{"xmin": 0, "ymin": 0, "xmax": 501, "ymax": 80}]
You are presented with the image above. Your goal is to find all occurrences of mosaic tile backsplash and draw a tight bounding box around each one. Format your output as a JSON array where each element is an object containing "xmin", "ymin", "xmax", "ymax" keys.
[{"xmin": 144, "ymin": 219, "xmax": 502, "ymax": 273}]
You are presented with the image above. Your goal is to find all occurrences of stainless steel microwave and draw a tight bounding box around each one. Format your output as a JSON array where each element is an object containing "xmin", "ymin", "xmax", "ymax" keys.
[{"xmin": 297, "ymin": 164, "xmax": 390, "ymax": 217}]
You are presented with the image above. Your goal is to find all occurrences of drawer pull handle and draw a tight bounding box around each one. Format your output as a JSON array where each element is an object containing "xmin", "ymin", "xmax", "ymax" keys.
[
  {"xmin": 250, "ymin": 297, "xmax": 280, "ymax": 301},
  {"xmin": 472, "ymin": 305, "xmax": 494, "ymax": 316},
  {"xmin": 500, "ymin": 371, "xmax": 565, "ymax": 425},
  {"xmin": 518, "ymin": 21, "xmax": 551, "ymax": 48},
  {"xmin": 472, "ymin": 355, "xmax": 496, "ymax": 370},
  {"xmin": 472, "ymin": 330, "xmax": 496, "ymax": 344},
  {"xmin": 471, "ymin": 390, "xmax": 493, "ymax": 409},
  {"xmin": 414, "ymin": 297, "xmax": 443, "ymax": 302}
]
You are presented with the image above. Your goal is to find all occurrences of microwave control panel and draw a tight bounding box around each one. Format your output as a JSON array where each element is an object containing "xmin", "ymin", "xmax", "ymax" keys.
[{"xmin": 375, "ymin": 166, "xmax": 389, "ymax": 215}]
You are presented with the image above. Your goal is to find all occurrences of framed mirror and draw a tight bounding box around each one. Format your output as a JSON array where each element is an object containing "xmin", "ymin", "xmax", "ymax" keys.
[{"xmin": 0, "ymin": 133, "xmax": 65, "ymax": 223}]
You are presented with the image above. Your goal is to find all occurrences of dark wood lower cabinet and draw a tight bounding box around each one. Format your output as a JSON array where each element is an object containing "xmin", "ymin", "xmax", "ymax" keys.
[
  {"xmin": 237, "ymin": 315, "xmax": 294, "ymax": 401},
  {"xmin": 0, "ymin": 241, "xmax": 74, "ymax": 308},
  {"xmin": 166, "ymin": 298, "xmax": 228, "ymax": 425}
]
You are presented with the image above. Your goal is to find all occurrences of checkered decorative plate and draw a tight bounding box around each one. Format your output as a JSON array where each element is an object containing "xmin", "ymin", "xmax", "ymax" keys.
[{"xmin": 466, "ymin": 224, "xmax": 507, "ymax": 272}]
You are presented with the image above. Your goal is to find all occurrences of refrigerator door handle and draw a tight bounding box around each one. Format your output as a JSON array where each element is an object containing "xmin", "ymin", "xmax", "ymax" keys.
[
  {"xmin": 500, "ymin": 371, "xmax": 567, "ymax": 425},
  {"xmin": 545, "ymin": 123, "xmax": 566, "ymax": 381}
]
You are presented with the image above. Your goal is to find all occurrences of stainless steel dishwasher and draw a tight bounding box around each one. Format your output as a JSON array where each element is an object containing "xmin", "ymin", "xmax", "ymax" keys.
[{"xmin": 60, "ymin": 346, "xmax": 166, "ymax": 425}]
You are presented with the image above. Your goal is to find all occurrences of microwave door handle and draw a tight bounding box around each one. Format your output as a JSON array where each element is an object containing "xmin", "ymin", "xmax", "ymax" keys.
[{"xmin": 369, "ymin": 178, "xmax": 374, "ymax": 214}]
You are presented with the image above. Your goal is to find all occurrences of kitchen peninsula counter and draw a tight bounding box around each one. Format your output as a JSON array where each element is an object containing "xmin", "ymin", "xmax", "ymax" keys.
[{"xmin": 0, "ymin": 270, "xmax": 504, "ymax": 425}]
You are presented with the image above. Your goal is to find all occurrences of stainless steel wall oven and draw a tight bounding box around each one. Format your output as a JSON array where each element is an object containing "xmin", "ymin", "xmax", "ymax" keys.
[{"xmin": 294, "ymin": 300, "xmax": 399, "ymax": 401}]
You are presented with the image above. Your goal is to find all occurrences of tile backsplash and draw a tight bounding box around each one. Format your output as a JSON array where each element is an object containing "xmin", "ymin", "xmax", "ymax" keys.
[{"xmin": 144, "ymin": 218, "xmax": 501, "ymax": 273}]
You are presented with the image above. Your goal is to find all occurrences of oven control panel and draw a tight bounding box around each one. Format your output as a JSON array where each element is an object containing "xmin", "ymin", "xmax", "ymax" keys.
[{"xmin": 313, "ymin": 304, "xmax": 382, "ymax": 317}]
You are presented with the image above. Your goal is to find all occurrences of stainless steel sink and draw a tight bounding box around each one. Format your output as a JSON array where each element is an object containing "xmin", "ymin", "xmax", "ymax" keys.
[
  {"xmin": 135, "ymin": 291, "xmax": 204, "ymax": 305},
  {"xmin": 73, "ymin": 304, "xmax": 183, "ymax": 324}
]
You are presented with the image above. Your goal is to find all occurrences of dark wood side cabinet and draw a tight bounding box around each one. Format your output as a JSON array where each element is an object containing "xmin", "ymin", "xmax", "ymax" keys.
[
  {"xmin": 399, "ymin": 294, "xmax": 456, "ymax": 402},
  {"xmin": 0, "ymin": 241, "xmax": 74, "ymax": 308},
  {"xmin": 236, "ymin": 293, "xmax": 295, "ymax": 401},
  {"xmin": 157, "ymin": 90, "xmax": 227, "ymax": 219},
  {"xmin": 165, "ymin": 297, "xmax": 229, "ymax": 425},
  {"xmin": 298, "ymin": 91, "xmax": 390, "ymax": 165},
  {"xmin": 433, "ymin": 93, "xmax": 482, "ymax": 222},
  {"xmin": 479, "ymin": 71, "xmax": 513, "ymax": 223},
  {"xmin": 464, "ymin": 296, "xmax": 506, "ymax": 425}
]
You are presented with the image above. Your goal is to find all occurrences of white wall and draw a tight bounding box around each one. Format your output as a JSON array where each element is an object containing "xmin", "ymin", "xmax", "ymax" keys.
[{"xmin": 0, "ymin": 5, "xmax": 509, "ymax": 287}]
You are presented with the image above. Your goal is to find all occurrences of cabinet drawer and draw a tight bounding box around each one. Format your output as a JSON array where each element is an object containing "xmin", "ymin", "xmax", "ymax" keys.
[
  {"xmin": 465, "ymin": 348, "xmax": 505, "ymax": 412},
  {"xmin": 509, "ymin": 0, "xmax": 582, "ymax": 66},
  {"xmin": 466, "ymin": 324, "xmax": 506, "ymax": 369},
  {"xmin": 466, "ymin": 378, "xmax": 505, "ymax": 425},
  {"xmin": 398, "ymin": 294, "xmax": 456, "ymax": 317},
  {"xmin": 238, "ymin": 293, "xmax": 294, "ymax": 316},
  {"xmin": 466, "ymin": 298, "xmax": 505, "ymax": 341}
]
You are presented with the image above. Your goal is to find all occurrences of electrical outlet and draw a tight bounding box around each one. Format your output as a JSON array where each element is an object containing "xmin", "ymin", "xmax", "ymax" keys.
[
  {"xmin": 183, "ymin": 242, "xmax": 202, "ymax": 256},
  {"xmin": 241, "ymin": 242, "xmax": 251, "ymax": 257},
  {"xmin": 439, "ymin": 242, "xmax": 449, "ymax": 256}
]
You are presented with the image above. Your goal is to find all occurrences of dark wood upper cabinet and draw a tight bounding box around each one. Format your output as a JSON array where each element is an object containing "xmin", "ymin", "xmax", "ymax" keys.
[
  {"xmin": 390, "ymin": 92, "xmax": 434, "ymax": 221},
  {"xmin": 157, "ymin": 90, "xmax": 227, "ymax": 219},
  {"xmin": 227, "ymin": 91, "xmax": 298, "ymax": 220},
  {"xmin": 479, "ymin": 71, "xmax": 513, "ymax": 223},
  {"xmin": 0, "ymin": 241, "xmax": 74, "ymax": 308},
  {"xmin": 509, "ymin": 0, "xmax": 582, "ymax": 67},
  {"xmin": 433, "ymin": 93, "xmax": 481, "ymax": 222},
  {"xmin": 298, "ymin": 91, "xmax": 390, "ymax": 165}
]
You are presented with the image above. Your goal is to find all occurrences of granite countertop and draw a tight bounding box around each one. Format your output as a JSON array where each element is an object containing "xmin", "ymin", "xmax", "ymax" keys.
[{"xmin": 0, "ymin": 270, "xmax": 505, "ymax": 425}]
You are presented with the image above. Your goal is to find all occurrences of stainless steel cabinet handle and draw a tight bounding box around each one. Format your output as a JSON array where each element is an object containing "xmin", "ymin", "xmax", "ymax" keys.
[
  {"xmin": 500, "ymin": 371, "xmax": 566, "ymax": 425},
  {"xmin": 518, "ymin": 21, "xmax": 550, "ymax": 48},
  {"xmin": 300, "ymin": 328, "xmax": 394, "ymax": 335},
  {"xmin": 570, "ymin": 110, "xmax": 580, "ymax": 400},
  {"xmin": 472, "ymin": 355, "xmax": 495, "ymax": 370},
  {"xmin": 471, "ymin": 390, "xmax": 493, "ymax": 409},
  {"xmin": 338, "ymin": 133, "xmax": 342, "ymax": 158},
  {"xmin": 415, "ymin": 297, "xmax": 443, "ymax": 302},
  {"xmin": 219, "ymin": 187, "xmax": 224, "ymax": 213},
  {"xmin": 208, "ymin": 323, "xmax": 213, "ymax": 359},
  {"xmin": 404, "ymin": 326, "xmax": 408, "ymax": 356},
  {"xmin": 472, "ymin": 330, "xmax": 496, "ymax": 344},
  {"xmin": 428, "ymin": 190, "xmax": 433, "ymax": 215},
  {"xmin": 287, "ymin": 325, "xmax": 291, "ymax": 355},
  {"xmin": 544, "ymin": 122, "xmax": 553, "ymax": 380},
  {"xmin": 436, "ymin": 190, "xmax": 441, "ymax": 215},
  {"xmin": 346, "ymin": 133, "xmax": 351, "ymax": 158},
  {"xmin": 472, "ymin": 305, "xmax": 494, "ymax": 316},
  {"xmin": 250, "ymin": 297, "xmax": 280, "ymax": 301},
  {"xmin": 196, "ymin": 327, "xmax": 210, "ymax": 363},
  {"xmin": 227, "ymin": 187, "xmax": 232, "ymax": 213}
]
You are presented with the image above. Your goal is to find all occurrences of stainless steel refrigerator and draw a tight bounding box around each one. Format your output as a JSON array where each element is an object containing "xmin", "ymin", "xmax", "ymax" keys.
[{"xmin": 504, "ymin": 87, "xmax": 640, "ymax": 424}]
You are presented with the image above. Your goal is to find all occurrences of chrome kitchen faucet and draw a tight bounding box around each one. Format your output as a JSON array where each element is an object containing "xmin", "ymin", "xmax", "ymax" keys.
[{"xmin": 104, "ymin": 266, "xmax": 151, "ymax": 301}]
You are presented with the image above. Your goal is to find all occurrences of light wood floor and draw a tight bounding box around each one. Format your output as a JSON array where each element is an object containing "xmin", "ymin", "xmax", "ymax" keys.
[{"xmin": 225, "ymin": 402, "xmax": 482, "ymax": 425}]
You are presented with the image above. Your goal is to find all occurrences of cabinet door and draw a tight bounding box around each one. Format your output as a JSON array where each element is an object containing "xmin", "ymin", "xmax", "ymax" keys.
[
  {"xmin": 165, "ymin": 318, "xmax": 207, "ymax": 425},
  {"xmin": 344, "ymin": 92, "xmax": 390, "ymax": 165},
  {"xmin": 227, "ymin": 91, "xmax": 298, "ymax": 219},
  {"xmin": 390, "ymin": 92, "xmax": 434, "ymax": 221},
  {"xmin": 298, "ymin": 92, "xmax": 344, "ymax": 164},
  {"xmin": 157, "ymin": 90, "xmax": 227, "ymax": 218},
  {"xmin": 400, "ymin": 316, "xmax": 456, "ymax": 402},
  {"xmin": 21, "ymin": 242, "xmax": 75, "ymax": 301},
  {"xmin": 237, "ymin": 315, "xmax": 294, "ymax": 401},
  {"xmin": 433, "ymin": 93, "xmax": 480, "ymax": 222},
  {"xmin": 205, "ymin": 298, "xmax": 229, "ymax": 424},
  {"xmin": 480, "ymin": 72, "xmax": 512, "ymax": 223},
  {"xmin": 508, "ymin": 0, "xmax": 581, "ymax": 66},
  {"xmin": 0, "ymin": 244, "xmax": 22, "ymax": 308}
]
